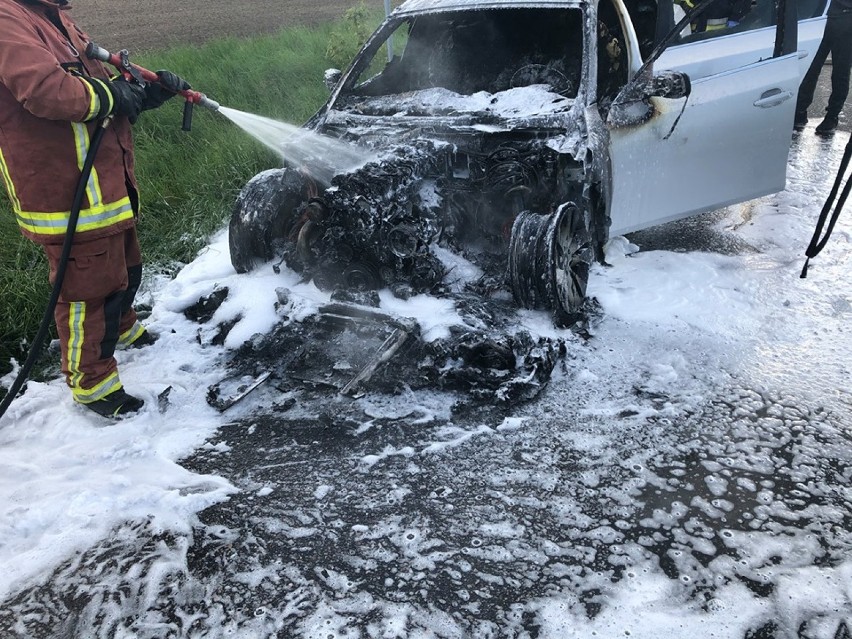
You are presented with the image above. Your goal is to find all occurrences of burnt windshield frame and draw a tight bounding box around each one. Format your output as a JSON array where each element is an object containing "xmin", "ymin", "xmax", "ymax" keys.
[
  {"xmin": 336, "ymin": 17, "xmax": 405, "ymax": 96},
  {"xmin": 336, "ymin": 7, "xmax": 586, "ymax": 103}
]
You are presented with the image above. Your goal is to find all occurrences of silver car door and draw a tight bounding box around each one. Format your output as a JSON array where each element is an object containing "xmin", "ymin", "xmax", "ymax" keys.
[
  {"xmin": 607, "ymin": 50, "xmax": 799, "ymax": 235},
  {"xmin": 605, "ymin": 0, "xmax": 801, "ymax": 236}
]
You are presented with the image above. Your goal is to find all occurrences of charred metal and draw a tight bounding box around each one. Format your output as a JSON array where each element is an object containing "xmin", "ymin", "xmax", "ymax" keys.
[
  {"xmin": 220, "ymin": 0, "xmax": 714, "ymax": 407},
  {"xmin": 230, "ymin": 135, "xmax": 597, "ymax": 319},
  {"xmin": 200, "ymin": 297, "xmax": 568, "ymax": 413}
]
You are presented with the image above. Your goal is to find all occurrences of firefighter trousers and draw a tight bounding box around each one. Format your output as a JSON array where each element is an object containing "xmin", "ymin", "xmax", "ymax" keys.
[
  {"xmin": 44, "ymin": 226, "xmax": 145, "ymax": 403},
  {"xmin": 797, "ymin": 12, "xmax": 852, "ymax": 120}
]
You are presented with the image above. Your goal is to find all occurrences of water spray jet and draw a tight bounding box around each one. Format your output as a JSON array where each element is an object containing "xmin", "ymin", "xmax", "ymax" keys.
[
  {"xmin": 87, "ymin": 42, "xmax": 371, "ymax": 184},
  {"xmin": 217, "ymin": 106, "xmax": 377, "ymax": 186}
]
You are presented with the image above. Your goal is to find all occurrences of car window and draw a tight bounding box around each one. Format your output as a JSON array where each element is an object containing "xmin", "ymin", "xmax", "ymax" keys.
[
  {"xmin": 622, "ymin": 0, "xmax": 663, "ymax": 58},
  {"xmin": 673, "ymin": 0, "xmax": 776, "ymax": 42},
  {"xmin": 656, "ymin": 0, "xmax": 826, "ymax": 43},
  {"xmin": 348, "ymin": 9, "xmax": 584, "ymax": 99}
]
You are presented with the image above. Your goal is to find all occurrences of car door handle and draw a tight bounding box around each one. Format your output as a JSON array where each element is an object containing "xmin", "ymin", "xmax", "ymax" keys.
[
  {"xmin": 798, "ymin": 50, "xmax": 810, "ymax": 59},
  {"xmin": 753, "ymin": 89, "xmax": 794, "ymax": 108}
]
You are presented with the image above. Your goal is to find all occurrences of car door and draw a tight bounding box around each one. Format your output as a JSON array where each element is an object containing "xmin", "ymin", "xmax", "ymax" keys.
[{"xmin": 605, "ymin": 0, "xmax": 800, "ymax": 236}]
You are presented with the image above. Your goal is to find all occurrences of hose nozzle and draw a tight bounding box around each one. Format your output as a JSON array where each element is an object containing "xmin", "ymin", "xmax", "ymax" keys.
[
  {"xmin": 84, "ymin": 42, "xmax": 110, "ymax": 63},
  {"xmin": 198, "ymin": 95, "xmax": 220, "ymax": 112}
]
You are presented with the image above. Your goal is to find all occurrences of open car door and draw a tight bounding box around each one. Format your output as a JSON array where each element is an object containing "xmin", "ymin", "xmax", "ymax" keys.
[{"xmin": 606, "ymin": 0, "xmax": 799, "ymax": 236}]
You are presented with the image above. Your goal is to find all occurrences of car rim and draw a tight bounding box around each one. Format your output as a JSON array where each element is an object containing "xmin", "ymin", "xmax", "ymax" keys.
[
  {"xmin": 508, "ymin": 206, "xmax": 591, "ymax": 316},
  {"xmin": 550, "ymin": 203, "xmax": 592, "ymax": 316}
]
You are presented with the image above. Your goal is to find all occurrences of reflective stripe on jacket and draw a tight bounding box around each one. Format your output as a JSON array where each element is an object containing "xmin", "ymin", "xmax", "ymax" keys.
[{"xmin": 0, "ymin": 0, "xmax": 138, "ymax": 245}]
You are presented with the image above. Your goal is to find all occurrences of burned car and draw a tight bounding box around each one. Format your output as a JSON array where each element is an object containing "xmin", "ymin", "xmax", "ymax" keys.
[{"xmin": 229, "ymin": 0, "xmax": 824, "ymax": 323}]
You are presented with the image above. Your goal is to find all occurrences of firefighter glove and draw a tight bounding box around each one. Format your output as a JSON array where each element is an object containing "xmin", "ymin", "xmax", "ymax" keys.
[
  {"xmin": 107, "ymin": 78, "xmax": 146, "ymax": 124},
  {"xmin": 142, "ymin": 70, "xmax": 191, "ymax": 111}
]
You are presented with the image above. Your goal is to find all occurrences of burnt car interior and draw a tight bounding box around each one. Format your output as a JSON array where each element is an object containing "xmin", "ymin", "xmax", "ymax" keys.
[
  {"xmin": 598, "ymin": 0, "xmax": 631, "ymax": 107},
  {"xmin": 350, "ymin": 9, "xmax": 583, "ymax": 100}
]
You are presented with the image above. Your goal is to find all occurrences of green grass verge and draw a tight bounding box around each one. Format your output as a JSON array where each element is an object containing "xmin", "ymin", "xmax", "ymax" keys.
[{"xmin": 0, "ymin": 6, "xmax": 384, "ymax": 380}]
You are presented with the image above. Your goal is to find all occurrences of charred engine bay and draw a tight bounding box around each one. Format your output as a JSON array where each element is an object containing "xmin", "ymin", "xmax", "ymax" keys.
[
  {"xmin": 197, "ymin": 291, "xmax": 570, "ymax": 416},
  {"xmin": 294, "ymin": 138, "xmax": 579, "ymax": 298},
  {"xmin": 221, "ymin": 136, "xmax": 595, "ymax": 411},
  {"xmin": 229, "ymin": 136, "xmax": 593, "ymax": 316}
]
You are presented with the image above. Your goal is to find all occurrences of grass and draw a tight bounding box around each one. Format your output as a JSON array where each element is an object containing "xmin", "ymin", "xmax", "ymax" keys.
[{"xmin": 0, "ymin": 6, "xmax": 385, "ymax": 380}]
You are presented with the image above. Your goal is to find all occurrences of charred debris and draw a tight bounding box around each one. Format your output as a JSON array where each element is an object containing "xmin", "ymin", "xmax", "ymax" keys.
[
  {"xmin": 187, "ymin": 140, "xmax": 601, "ymax": 414},
  {"xmin": 196, "ymin": 294, "xmax": 570, "ymax": 416}
]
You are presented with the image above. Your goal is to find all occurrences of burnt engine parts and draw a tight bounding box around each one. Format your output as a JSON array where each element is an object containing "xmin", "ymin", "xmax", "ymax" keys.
[
  {"xmin": 228, "ymin": 140, "xmax": 593, "ymax": 318},
  {"xmin": 201, "ymin": 299, "xmax": 566, "ymax": 410},
  {"xmin": 230, "ymin": 143, "xmax": 445, "ymax": 294},
  {"xmin": 294, "ymin": 143, "xmax": 447, "ymax": 294}
]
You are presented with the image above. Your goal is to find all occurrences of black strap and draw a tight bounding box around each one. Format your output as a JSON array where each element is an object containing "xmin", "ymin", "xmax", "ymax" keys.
[{"xmin": 801, "ymin": 135, "xmax": 852, "ymax": 278}]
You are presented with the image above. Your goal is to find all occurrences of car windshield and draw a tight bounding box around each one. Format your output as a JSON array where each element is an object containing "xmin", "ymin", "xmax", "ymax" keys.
[{"xmin": 335, "ymin": 7, "xmax": 584, "ymax": 118}]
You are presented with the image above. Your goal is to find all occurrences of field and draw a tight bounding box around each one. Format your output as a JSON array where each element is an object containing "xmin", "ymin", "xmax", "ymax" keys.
[{"xmin": 72, "ymin": 0, "xmax": 367, "ymax": 52}]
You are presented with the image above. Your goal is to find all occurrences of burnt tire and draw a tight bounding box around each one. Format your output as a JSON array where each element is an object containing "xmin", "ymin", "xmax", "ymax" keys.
[
  {"xmin": 508, "ymin": 203, "xmax": 593, "ymax": 321},
  {"xmin": 228, "ymin": 168, "xmax": 314, "ymax": 274}
]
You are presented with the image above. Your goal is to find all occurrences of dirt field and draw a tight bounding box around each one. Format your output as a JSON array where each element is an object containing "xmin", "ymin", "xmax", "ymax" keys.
[{"xmin": 71, "ymin": 0, "xmax": 367, "ymax": 53}]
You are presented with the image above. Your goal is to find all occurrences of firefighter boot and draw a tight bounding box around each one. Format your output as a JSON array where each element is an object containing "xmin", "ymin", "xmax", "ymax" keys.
[
  {"xmin": 815, "ymin": 115, "xmax": 839, "ymax": 136},
  {"xmin": 129, "ymin": 329, "xmax": 159, "ymax": 349},
  {"xmin": 80, "ymin": 389, "xmax": 144, "ymax": 419}
]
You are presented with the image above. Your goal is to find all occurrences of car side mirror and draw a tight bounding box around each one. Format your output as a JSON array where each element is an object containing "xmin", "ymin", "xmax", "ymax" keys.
[
  {"xmin": 644, "ymin": 71, "xmax": 691, "ymax": 100},
  {"xmin": 324, "ymin": 68, "xmax": 342, "ymax": 92},
  {"xmin": 607, "ymin": 70, "xmax": 691, "ymax": 128}
]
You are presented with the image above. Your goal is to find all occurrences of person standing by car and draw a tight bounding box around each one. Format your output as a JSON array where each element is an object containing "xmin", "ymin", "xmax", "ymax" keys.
[
  {"xmin": 674, "ymin": 0, "xmax": 750, "ymax": 33},
  {"xmin": 0, "ymin": 0, "xmax": 188, "ymax": 418},
  {"xmin": 794, "ymin": 0, "xmax": 852, "ymax": 135}
]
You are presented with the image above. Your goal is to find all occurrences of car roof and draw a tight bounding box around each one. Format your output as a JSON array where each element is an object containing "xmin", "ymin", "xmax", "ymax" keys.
[{"xmin": 394, "ymin": 0, "xmax": 585, "ymax": 18}]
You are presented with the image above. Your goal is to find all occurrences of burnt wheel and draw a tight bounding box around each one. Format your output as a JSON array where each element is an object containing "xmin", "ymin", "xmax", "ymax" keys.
[
  {"xmin": 228, "ymin": 168, "xmax": 314, "ymax": 274},
  {"xmin": 508, "ymin": 203, "xmax": 592, "ymax": 321}
]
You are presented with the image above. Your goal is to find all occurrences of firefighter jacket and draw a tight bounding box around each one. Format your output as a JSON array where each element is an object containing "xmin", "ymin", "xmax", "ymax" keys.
[{"xmin": 0, "ymin": 0, "xmax": 137, "ymax": 245}]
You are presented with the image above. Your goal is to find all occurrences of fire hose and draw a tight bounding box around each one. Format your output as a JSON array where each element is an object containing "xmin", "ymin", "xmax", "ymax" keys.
[
  {"xmin": 0, "ymin": 48, "xmax": 218, "ymax": 420},
  {"xmin": 800, "ymin": 134, "xmax": 852, "ymax": 278}
]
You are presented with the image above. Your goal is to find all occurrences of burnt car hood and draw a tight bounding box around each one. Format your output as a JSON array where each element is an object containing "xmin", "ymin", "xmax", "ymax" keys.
[
  {"xmin": 317, "ymin": 85, "xmax": 584, "ymax": 147},
  {"xmin": 333, "ymin": 85, "xmax": 573, "ymax": 118}
]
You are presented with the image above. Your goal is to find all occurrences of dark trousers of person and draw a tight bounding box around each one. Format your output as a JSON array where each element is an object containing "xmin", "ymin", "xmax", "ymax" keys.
[
  {"xmin": 44, "ymin": 226, "xmax": 143, "ymax": 404},
  {"xmin": 797, "ymin": 13, "xmax": 852, "ymax": 120}
]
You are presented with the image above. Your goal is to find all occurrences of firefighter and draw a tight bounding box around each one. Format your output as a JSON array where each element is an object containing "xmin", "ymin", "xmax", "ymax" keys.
[{"xmin": 0, "ymin": 0, "xmax": 188, "ymax": 418}]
